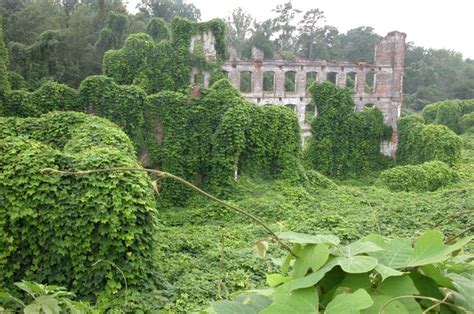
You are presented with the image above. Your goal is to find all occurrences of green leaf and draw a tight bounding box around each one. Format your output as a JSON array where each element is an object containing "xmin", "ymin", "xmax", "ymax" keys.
[
  {"xmin": 376, "ymin": 275, "xmax": 422, "ymax": 313},
  {"xmin": 288, "ymin": 256, "xmax": 377, "ymax": 292},
  {"xmin": 361, "ymin": 295, "xmax": 410, "ymax": 314},
  {"xmin": 336, "ymin": 256, "xmax": 378, "ymax": 273},
  {"xmin": 30, "ymin": 296, "xmax": 61, "ymax": 314},
  {"xmin": 407, "ymin": 230, "xmax": 472, "ymax": 267},
  {"xmin": 211, "ymin": 300, "xmax": 256, "ymax": 314},
  {"xmin": 287, "ymin": 258, "xmax": 340, "ymax": 291},
  {"xmin": 368, "ymin": 238, "xmax": 413, "ymax": 269},
  {"xmin": 24, "ymin": 303, "xmax": 42, "ymax": 314},
  {"xmin": 419, "ymin": 265, "xmax": 454, "ymax": 288},
  {"xmin": 278, "ymin": 231, "xmax": 340, "ymax": 245},
  {"xmin": 338, "ymin": 241, "xmax": 383, "ymax": 257},
  {"xmin": 447, "ymin": 272, "xmax": 474, "ymax": 311},
  {"xmin": 260, "ymin": 285, "xmax": 318, "ymax": 314},
  {"xmin": 0, "ymin": 291, "xmax": 26, "ymax": 308},
  {"xmin": 376, "ymin": 275, "xmax": 419, "ymax": 297},
  {"xmin": 374, "ymin": 264, "xmax": 404, "ymax": 281},
  {"xmin": 266, "ymin": 274, "xmax": 290, "ymax": 287},
  {"xmin": 293, "ymin": 244, "xmax": 329, "ymax": 278},
  {"xmin": 325, "ymin": 289, "xmax": 373, "ymax": 314}
]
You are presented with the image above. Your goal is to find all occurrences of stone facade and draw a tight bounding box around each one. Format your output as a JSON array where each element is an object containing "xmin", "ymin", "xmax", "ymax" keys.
[{"xmin": 192, "ymin": 31, "xmax": 406, "ymax": 156}]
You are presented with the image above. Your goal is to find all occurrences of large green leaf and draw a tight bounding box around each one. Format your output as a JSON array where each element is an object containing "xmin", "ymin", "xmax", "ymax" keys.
[
  {"xmin": 325, "ymin": 289, "xmax": 373, "ymax": 314},
  {"xmin": 336, "ymin": 256, "xmax": 378, "ymax": 273},
  {"xmin": 368, "ymin": 238, "xmax": 413, "ymax": 269},
  {"xmin": 374, "ymin": 264, "xmax": 404, "ymax": 281},
  {"xmin": 419, "ymin": 264, "xmax": 454, "ymax": 289},
  {"xmin": 447, "ymin": 272, "xmax": 474, "ymax": 311},
  {"xmin": 376, "ymin": 275, "xmax": 419, "ymax": 297},
  {"xmin": 288, "ymin": 256, "xmax": 377, "ymax": 292},
  {"xmin": 362, "ymin": 275, "xmax": 422, "ymax": 314},
  {"xmin": 27, "ymin": 296, "xmax": 61, "ymax": 314},
  {"xmin": 293, "ymin": 244, "xmax": 329, "ymax": 278},
  {"xmin": 321, "ymin": 274, "xmax": 371, "ymax": 307},
  {"xmin": 266, "ymin": 274, "xmax": 290, "ymax": 287},
  {"xmin": 361, "ymin": 295, "xmax": 410, "ymax": 314},
  {"xmin": 278, "ymin": 231, "xmax": 340, "ymax": 245},
  {"xmin": 338, "ymin": 241, "xmax": 383, "ymax": 257},
  {"xmin": 287, "ymin": 258, "xmax": 341, "ymax": 291},
  {"xmin": 407, "ymin": 230, "xmax": 472, "ymax": 267},
  {"xmin": 211, "ymin": 300, "xmax": 257, "ymax": 314},
  {"xmin": 260, "ymin": 284, "xmax": 318, "ymax": 314}
]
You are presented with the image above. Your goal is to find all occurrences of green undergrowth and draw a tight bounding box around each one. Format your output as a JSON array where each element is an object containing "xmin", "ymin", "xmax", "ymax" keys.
[{"xmin": 154, "ymin": 134, "xmax": 473, "ymax": 312}]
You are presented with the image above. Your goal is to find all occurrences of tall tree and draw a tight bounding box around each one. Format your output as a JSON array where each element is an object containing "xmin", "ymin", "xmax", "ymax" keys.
[
  {"xmin": 296, "ymin": 8, "xmax": 325, "ymax": 60},
  {"xmin": 0, "ymin": 14, "xmax": 10, "ymax": 91},
  {"xmin": 226, "ymin": 7, "xmax": 254, "ymax": 58},
  {"xmin": 338, "ymin": 26, "xmax": 381, "ymax": 62},
  {"xmin": 271, "ymin": 2, "xmax": 300, "ymax": 52}
]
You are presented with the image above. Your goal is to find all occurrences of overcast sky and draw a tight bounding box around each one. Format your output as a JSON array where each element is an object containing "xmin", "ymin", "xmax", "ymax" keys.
[{"xmin": 127, "ymin": 0, "xmax": 474, "ymax": 59}]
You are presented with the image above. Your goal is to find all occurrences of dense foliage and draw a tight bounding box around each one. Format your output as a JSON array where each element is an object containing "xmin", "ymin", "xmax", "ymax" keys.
[
  {"xmin": 151, "ymin": 132, "xmax": 473, "ymax": 311},
  {"xmin": 397, "ymin": 115, "xmax": 462, "ymax": 165},
  {"xmin": 304, "ymin": 82, "xmax": 388, "ymax": 178},
  {"xmin": 422, "ymin": 99, "xmax": 474, "ymax": 134},
  {"xmin": 145, "ymin": 79, "xmax": 303, "ymax": 205},
  {"xmin": 0, "ymin": 81, "xmax": 79, "ymax": 117},
  {"xmin": 0, "ymin": 14, "xmax": 9, "ymax": 92},
  {"xmin": 210, "ymin": 230, "xmax": 472, "ymax": 313},
  {"xmin": 0, "ymin": 112, "xmax": 160, "ymax": 309},
  {"xmin": 104, "ymin": 17, "xmax": 227, "ymax": 94},
  {"xmin": 378, "ymin": 160, "xmax": 459, "ymax": 192}
]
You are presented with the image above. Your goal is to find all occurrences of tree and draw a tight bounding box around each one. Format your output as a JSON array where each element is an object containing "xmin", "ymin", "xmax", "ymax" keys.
[
  {"xmin": 296, "ymin": 8, "xmax": 325, "ymax": 60},
  {"xmin": 338, "ymin": 26, "xmax": 381, "ymax": 62},
  {"xmin": 271, "ymin": 2, "xmax": 300, "ymax": 52},
  {"xmin": 0, "ymin": 14, "xmax": 10, "ymax": 92},
  {"xmin": 139, "ymin": 0, "xmax": 201, "ymax": 22},
  {"xmin": 226, "ymin": 8, "xmax": 254, "ymax": 58},
  {"xmin": 146, "ymin": 17, "xmax": 170, "ymax": 41}
]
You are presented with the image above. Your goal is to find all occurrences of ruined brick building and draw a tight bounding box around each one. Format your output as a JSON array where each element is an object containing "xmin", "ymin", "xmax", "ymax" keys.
[{"xmin": 190, "ymin": 31, "xmax": 406, "ymax": 156}]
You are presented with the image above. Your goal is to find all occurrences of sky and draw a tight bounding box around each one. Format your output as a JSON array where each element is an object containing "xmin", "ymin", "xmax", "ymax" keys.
[{"xmin": 127, "ymin": 0, "xmax": 474, "ymax": 59}]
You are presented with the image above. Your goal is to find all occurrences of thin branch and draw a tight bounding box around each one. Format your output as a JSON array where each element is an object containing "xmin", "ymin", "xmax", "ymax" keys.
[
  {"xmin": 445, "ymin": 224, "xmax": 474, "ymax": 244},
  {"xmin": 422, "ymin": 292, "xmax": 451, "ymax": 314},
  {"xmin": 42, "ymin": 167, "xmax": 297, "ymax": 257},
  {"xmin": 379, "ymin": 295, "xmax": 468, "ymax": 314}
]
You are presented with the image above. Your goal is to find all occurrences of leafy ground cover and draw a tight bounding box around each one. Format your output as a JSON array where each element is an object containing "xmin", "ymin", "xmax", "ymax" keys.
[{"xmin": 153, "ymin": 133, "xmax": 473, "ymax": 312}]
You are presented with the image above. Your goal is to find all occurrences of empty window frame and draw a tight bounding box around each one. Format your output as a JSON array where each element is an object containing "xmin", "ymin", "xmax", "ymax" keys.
[
  {"xmin": 285, "ymin": 71, "xmax": 297, "ymax": 92},
  {"xmin": 240, "ymin": 71, "xmax": 252, "ymax": 93},
  {"xmin": 306, "ymin": 72, "xmax": 318, "ymax": 89},
  {"xmin": 365, "ymin": 70, "xmax": 375, "ymax": 93},
  {"xmin": 263, "ymin": 71, "xmax": 275, "ymax": 92},
  {"xmin": 327, "ymin": 72, "xmax": 337, "ymax": 84},
  {"xmin": 346, "ymin": 72, "xmax": 357, "ymax": 90}
]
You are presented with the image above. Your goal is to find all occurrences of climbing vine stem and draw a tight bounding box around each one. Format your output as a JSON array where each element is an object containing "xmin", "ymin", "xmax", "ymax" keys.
[{"xmin": 42, "ymin": 167, "xmax": 298, "ymax": 258}]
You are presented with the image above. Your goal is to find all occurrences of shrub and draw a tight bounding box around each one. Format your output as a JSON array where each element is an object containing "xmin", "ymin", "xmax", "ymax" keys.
[
  {"xmin": 422, "ymin": 100, "xmax": 462, "ymax": 133},
  {"xmin": 0, "ymin": 112, "xmax": 159, "ymax": 306},
  {"xmin": 461, "ymin": 112, "xmax": 474, "ymax": 133},
  {"xmin": 304, "ymin": 82, "xmax": 387, "ymax": 178},
  {"xmin": 397, "ymin": 115, "xmax": 462, "ymax": 165},
  {"xmin": 377, "ymin": 160, "xmax": 458, "ymax": 192},
  {"xmin": 0, "ymin": 81, "xmax": 79, "ymax": 117}
]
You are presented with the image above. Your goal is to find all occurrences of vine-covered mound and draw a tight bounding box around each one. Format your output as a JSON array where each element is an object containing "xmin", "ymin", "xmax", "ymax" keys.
[
  {"xmin": 397, "ymin": 115, "xmax": 462, "ymax": 165},
  {"xmin": 0, "ymin": 112, "xmax": 159, "ymax": 307},
  {"xmin": 377, "ymin": 160, "xmax": 459, "ymax": 192}
]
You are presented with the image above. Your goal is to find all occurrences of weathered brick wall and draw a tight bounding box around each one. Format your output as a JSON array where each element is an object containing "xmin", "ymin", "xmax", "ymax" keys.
[{"xmin": 192, "ymin": 31, "xmax": 406, "ymax": 156}]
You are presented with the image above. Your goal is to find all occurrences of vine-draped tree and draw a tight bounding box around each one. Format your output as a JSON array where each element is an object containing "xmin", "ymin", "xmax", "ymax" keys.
[{"xmin": 0, "ymin": 14, "xmax": 10, "ymax": 92}]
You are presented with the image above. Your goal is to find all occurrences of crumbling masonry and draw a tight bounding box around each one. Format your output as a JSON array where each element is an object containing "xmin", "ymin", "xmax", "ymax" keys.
[{"xmin": 190, "ymin": 31, "xmax": 406, "ymax": 156}]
